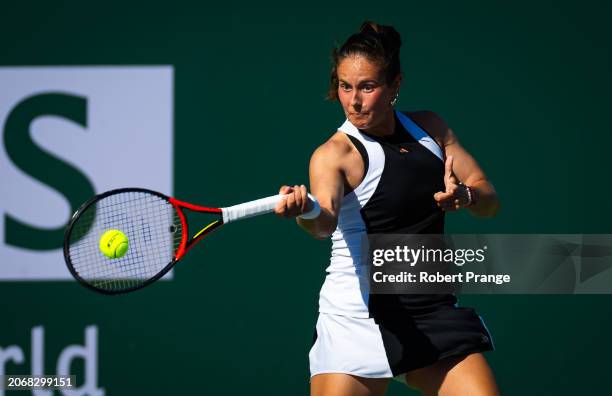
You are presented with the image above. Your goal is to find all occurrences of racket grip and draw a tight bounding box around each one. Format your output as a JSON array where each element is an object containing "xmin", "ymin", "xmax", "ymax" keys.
[{"xmin": 222, "ymin": 193, "xmax": 318, "ymax": 223}]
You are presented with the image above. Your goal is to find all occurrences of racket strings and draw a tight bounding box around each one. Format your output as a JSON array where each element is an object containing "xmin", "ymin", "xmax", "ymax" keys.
[
  {"xmin": 67, "ymin": 191, "xmax": 183, "ymax": 292},
  {"xmin": 192, "ymin": 220, "xmax": 221, "ymax": 240}
]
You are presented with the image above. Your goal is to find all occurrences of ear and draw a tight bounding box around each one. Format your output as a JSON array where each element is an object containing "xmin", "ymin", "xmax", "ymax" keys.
[{"xmin": 391, "ymin": 73, "xmax": 403, "ymax": 92}]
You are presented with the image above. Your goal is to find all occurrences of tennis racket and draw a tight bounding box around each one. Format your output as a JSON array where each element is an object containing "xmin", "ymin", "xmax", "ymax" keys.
[{"xmin": 63, "ymin": 187, "xmax": 316, "ymax": 295}]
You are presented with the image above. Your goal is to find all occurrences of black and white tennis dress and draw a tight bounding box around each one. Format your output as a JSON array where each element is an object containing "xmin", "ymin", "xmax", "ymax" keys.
[{"xmin": 309, "ymin": 110, "xmax": 494, "ymax": 382}]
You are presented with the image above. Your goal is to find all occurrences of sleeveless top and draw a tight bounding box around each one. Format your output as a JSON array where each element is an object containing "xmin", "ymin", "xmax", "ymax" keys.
[{"xmin": 318, "ymin": 110, "xmax": 457, "ymax": 318}]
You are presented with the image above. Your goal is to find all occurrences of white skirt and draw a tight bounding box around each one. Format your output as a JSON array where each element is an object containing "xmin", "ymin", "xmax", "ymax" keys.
[
  {"xmin": 309, "ymin": 312, "xmax": 396, "ymax": 379},
  {"xmin": 309, "ymin": 306, "xmax": 494, "ymax": 382}
]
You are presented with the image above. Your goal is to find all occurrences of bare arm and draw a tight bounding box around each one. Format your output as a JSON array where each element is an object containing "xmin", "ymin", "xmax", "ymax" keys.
[
  {"xmin": 275, "ymin": 135, "xmax": 349, "ymax": 239},
  {"xmin": 412, "ymin": 111, "xmax": 500, "ymax": 217},
  {"xmin": 440, "ymin": 129, "xmax": 499, "ymax": 217}
]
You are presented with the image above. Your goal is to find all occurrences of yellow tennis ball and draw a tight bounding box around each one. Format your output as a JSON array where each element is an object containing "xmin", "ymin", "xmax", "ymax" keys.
[{"xmin": 99, "ymin": 229, "xmax": 129, "ymax": 259}]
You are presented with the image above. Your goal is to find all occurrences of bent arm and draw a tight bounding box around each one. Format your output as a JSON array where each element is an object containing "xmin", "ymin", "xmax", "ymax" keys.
[
  {"xmin": 297, "ymin": 138, "xmax": 347, "ymax": 239},
  {"xmin": 447, "ymin": 140, "xmax": 500, "ymax": 217},
  {"xmin": 415, "ymin": 111, "xmax": 500, "ymax": 218}
]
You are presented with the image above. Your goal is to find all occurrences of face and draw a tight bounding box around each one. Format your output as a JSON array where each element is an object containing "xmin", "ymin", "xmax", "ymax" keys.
[{"xmin": 336, "ymin": 55, "xmax": 400, "ymax": 132}]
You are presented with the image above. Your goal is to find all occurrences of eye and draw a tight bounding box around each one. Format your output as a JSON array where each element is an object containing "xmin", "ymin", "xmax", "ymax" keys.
[
  {"xmin": 362, "ymin": 85, "xmax": 375, "ymax": 93},
  {"xmin": 339, "ymin": 83, "xmax": 351, "ymax": 92}
]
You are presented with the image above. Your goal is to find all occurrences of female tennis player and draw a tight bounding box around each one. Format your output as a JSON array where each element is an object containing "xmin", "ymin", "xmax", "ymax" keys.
[{"xmin": 275, "ymin": 21, "xmax": 500, "ymax": 396}]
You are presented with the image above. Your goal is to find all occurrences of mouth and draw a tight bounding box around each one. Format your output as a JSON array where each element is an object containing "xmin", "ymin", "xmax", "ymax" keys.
[{"xmin": 350, "ymin": 113, "xmax": 368, "ymax": 117}]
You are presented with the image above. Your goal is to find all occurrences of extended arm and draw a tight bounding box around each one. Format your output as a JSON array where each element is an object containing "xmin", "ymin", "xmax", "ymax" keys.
[{"xmin": 275, "ymin": 135, "xmax": 349, "ymax": 238}]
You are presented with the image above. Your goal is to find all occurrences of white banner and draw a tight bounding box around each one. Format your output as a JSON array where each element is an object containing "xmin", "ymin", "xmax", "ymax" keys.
[{"xmin": 0, "ymin": 66, "xmax": 174, "ymax": 280}]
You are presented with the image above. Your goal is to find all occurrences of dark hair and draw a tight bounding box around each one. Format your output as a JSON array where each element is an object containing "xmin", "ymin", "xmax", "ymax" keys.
[{"xmin": 327, "ymin": 21, "xmax": 402, "ymax": 100}]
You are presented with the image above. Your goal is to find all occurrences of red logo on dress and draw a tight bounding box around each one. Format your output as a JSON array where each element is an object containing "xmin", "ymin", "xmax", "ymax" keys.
[{"xmin": 399, "ymin": 147, "xmax": 410, "ymax": 153}]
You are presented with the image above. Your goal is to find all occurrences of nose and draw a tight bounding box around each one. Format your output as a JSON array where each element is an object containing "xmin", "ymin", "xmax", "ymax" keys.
[{"xmin": 350, "ymin": 91, "xmax": 362, "ymax": 112}]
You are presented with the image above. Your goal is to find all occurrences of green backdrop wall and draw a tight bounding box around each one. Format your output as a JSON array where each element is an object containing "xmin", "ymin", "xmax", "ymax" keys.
[{"xmin": 1, "ymin": 1, "xmax": 611, "ymax": 394}]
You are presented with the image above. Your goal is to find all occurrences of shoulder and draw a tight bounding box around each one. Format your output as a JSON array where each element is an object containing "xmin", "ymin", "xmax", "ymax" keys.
[
  {"xmin": 309, "ymin": 131, "xmax": 361, "ymax": 177},
  {"xmin": 311, "ymin": 131, "xmax": 354, "ymax": 162},
  {"xmin": 401, "ymin": 110, "xmax": 458, "ymax": 147}
]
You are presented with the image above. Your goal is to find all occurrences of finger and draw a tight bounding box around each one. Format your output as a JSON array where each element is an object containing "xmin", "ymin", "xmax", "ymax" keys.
[
  {"xmin": 299, "ymin": 185, "xmax": 308, "ymax": 213},
  {"xmin": 274, "ymin": 201, "xmax": 285, "ymax": 216},
  {"xmin": 445, "ymin": 173, "xmax": 460, "ymax": 192},
  {"xmin": 285, "ymin": 190, "xmax": 296, "ymax": 213},
  {"xmin": 444, "ymin": 155, "xmax": 454, "ymax": 181},
  {"xmin": 274, "ymin": 194, "xmax": 288, "ymax": 215},
  {"xmin": 434, "ymin": 191, "xmax": 453, "ymax": 202},
  {"xmin": 435, "ymin": 193, "xmax": 458, "ymax": 209},
  {"xmin": 279, "ymin": 185, "xmax": 293, "ymax": 195},
  {"xmin": 293, "ymin": 185, "xmax": 302, "ymax": 211},
  {"xmin": 440, "ymin": 197, "xmax": 463, "ymax": 211}
]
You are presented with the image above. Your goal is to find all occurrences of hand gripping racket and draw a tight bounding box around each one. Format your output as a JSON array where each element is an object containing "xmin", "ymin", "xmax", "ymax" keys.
[{"xmin": 63, "ymin": 187, "xmax": 317, "ymax": 295}]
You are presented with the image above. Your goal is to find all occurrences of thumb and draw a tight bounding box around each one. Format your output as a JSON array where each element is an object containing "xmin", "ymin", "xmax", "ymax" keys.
[{"xmin": 444, "ymin": 155, "xmax": 454, "ymax": 181}]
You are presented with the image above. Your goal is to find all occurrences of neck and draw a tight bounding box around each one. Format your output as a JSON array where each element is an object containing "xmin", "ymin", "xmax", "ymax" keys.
[{"xmin": 361, "ymin": 109, "xmax": 396, "ymax": 137}]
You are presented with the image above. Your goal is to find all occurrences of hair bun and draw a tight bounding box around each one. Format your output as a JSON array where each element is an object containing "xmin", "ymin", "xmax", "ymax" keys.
[
  {"xmin": 359, "ymin": 21, "xmax": 380, "ymax": 34},
  {"xmin": 359, "ymin": 20, "xmax": 402, "ymax": 52}
]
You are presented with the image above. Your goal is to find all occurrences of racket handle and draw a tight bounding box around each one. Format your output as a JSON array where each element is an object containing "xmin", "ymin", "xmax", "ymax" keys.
[{"xmin": 222, "ymin": 193, "xmax": 318, "ymax": 223}]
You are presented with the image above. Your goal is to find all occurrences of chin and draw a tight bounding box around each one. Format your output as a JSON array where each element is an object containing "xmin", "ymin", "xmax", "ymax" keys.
[{"xmin": 349, "ymin": 116, "xmax": 371, "ymax": 129}]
